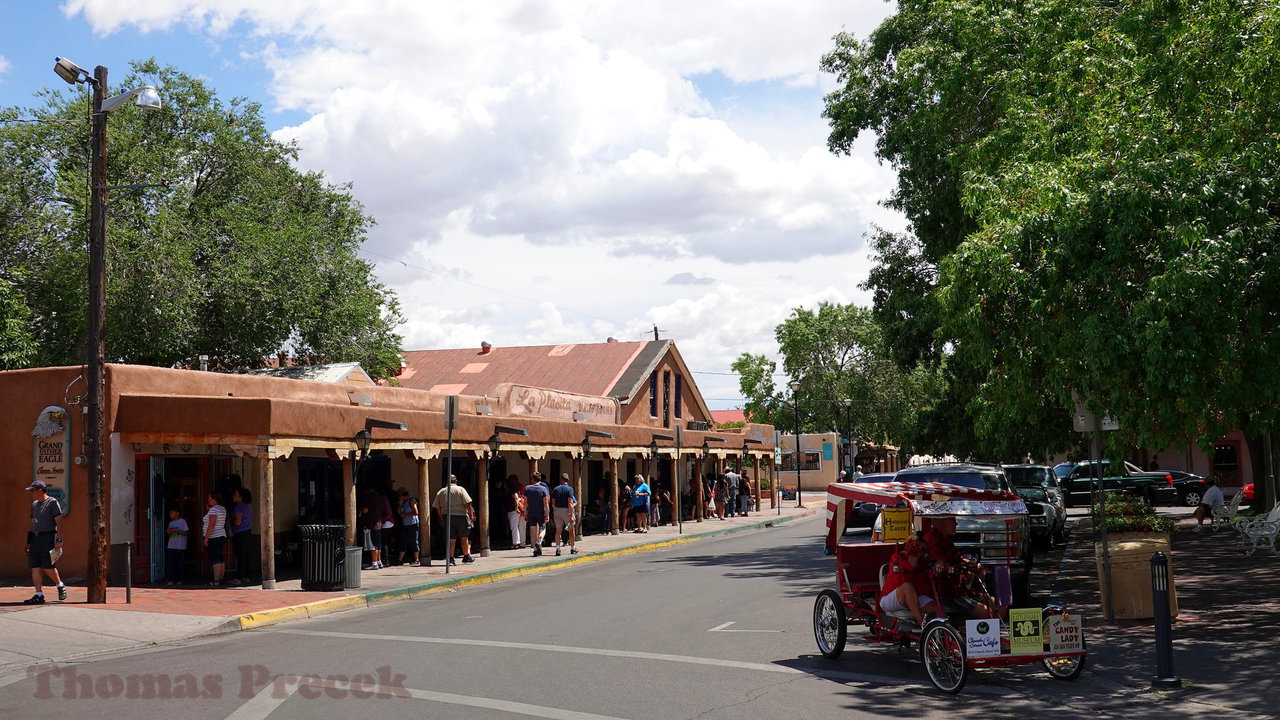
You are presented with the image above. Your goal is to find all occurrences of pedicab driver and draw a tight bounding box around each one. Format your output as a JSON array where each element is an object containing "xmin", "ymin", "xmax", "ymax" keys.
[
  {"xmin": 880, "ymin": 537, "xmax": 938, "ymax": 627},
  {"xmin": 924, "ymin": 516, "xmax": 1003, "ymax": 620}
]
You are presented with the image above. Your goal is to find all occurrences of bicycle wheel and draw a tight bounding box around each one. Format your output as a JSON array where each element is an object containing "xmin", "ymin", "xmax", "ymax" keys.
[
  {"xmin": 1042, "ymin": 653, "xmax": 1086, "ymax": 680},
  {"xmin": 813, "ymin": 589, "xmax": 847, "ymax": 659},
  {"xmin": 920, "ymin": 622, "xmax": 968, "ymax": 694}
]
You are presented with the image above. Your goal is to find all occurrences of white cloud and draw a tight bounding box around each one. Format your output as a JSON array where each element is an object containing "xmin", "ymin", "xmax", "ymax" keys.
[{"xmin": 65, "ymin": 1, "xmax": 902, "ymax": 404}]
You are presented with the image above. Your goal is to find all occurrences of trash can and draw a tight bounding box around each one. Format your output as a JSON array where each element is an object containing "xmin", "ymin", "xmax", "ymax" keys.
[
  {"xmin": 344, "ymin": 546, "xmax": 363, "ymax": 589},
  {"xmin": 1095, "ymin": 535, "xmax": 1177, "ymax": 620},
  {"xmin": 299, "ymin": 524, "xmax": 346, "ymax": 591}
]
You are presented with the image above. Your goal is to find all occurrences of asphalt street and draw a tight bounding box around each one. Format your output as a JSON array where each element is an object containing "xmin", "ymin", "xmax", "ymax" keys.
[{"xmin": 0, "ymin": 512, "xmax": 1197, "ymax": 720}]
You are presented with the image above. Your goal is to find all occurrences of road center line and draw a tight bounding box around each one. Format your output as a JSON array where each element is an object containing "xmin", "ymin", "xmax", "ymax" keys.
[{"xmin": 272, "ymin": 629, "xmax": 802, "ymax": 675}]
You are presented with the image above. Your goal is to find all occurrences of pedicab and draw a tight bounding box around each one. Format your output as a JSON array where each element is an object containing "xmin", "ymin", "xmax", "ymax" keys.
[{"xmin": 813, "ymin": 480, "xmax": 1087, "ymax": 693}]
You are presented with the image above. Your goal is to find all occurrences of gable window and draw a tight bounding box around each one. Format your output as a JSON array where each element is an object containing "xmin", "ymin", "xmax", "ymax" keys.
[
  {"xmin": 649, "ymin": 372, "xmax": 658, "ymax": 417},
  {"xmin": 662, "ymin": 371, "xmax": 671, "ymax": 428},
  {"xmin": 675, "ymin": 374, "xmax": 683, "ymax": 418}
]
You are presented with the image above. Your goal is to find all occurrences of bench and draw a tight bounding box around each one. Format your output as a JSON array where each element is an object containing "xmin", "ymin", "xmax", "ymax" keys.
[{"xmin": 835, "ymin": 542, "xmax": 897, "ymax": 599}]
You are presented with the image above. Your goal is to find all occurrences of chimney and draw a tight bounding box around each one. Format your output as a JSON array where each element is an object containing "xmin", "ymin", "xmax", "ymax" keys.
[
  {"xmin": 606, "ymin": 337, "xmax": 618, "ymax": 343},
  {"xmin": 479, "ymin": 341, "xmax": 493, "ymax": 355}
]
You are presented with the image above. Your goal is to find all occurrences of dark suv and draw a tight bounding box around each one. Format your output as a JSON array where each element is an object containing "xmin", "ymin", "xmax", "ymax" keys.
[{"xmin": 893, "ymin": 464, "xmax": 1034, "ymax": 604}]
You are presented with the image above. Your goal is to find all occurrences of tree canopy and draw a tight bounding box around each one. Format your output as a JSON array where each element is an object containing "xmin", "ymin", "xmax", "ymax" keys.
[
  {"xmin": 822, "ymin": 0, "xmax": 1280, "ymax": 464},
  {"xmin": 733, "ymin": 302, "xmax": 942, "ymax": 456},
  {"xmin": 0, "ymin": 60, "xmax": 403, "ymax": 377}
]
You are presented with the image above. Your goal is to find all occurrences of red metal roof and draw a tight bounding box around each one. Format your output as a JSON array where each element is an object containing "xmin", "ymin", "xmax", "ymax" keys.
[
  {"xmin": 398, "ymin": 341, "xmax": 652, "ymax": 398},
  {"xmin": 711, "ymin": 409, "xmax": 747, "ymax": 425}
]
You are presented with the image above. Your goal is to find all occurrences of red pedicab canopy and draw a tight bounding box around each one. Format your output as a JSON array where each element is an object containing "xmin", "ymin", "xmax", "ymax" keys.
[{"xmin": 824, "ymin": 481, "xmax": 1026, "ymax": 549}]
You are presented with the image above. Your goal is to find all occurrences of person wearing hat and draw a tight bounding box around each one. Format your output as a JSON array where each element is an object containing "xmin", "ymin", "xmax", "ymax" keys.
[
  {"xmin": 879, "ymin": 536, "xmax": 936, "ymax": 626},
  {"xmin": 549, "ymin": 473, "xmax": 579, "ymax": 556},
  {"xmin": 24, "ymin": 480, "xmax": 67, "ymax": 604}
]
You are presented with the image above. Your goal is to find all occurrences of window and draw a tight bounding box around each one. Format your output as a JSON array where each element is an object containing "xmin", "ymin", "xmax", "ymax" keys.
[
  {"xmin": 662, "ymin": 371, "xmax": 671, "ymax": 428},
  {"xmin": 649, "ymin": 372, "xmax": 657, "ymax": 417},
  {"xmin": 675, "ymin": 374, "xmax": 683, "ymax": 418},
  {"xmin": 781, "ymin": 451, "xmax": 822, "ymax": 472}
]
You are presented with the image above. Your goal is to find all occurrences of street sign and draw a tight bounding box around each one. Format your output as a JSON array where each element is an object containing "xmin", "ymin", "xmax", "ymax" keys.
[{"xmin": 1071, "ymin": 393, "xmax": 1118, "ymax": 432}]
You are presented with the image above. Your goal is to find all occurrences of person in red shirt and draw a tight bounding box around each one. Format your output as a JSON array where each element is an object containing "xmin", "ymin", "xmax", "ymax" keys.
[
  {"xmin": 880, "ymin": 537, "xmax": 938, "ymax": 626},
  {"xmin": 924, "ymin": 517, "xmax": 1001, "ymax": 620}
]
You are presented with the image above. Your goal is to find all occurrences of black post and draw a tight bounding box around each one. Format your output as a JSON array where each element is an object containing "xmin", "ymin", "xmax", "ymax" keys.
[
  {"xmin": 1150, "ymin": 551, "xmax": 1181, "ymax": 689},
  {"xmin": 86, "ymin": 65, "xmax": 109, "ymax": 605}
]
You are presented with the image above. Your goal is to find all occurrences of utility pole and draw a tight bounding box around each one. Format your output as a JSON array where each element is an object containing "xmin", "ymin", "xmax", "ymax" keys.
[{"xmin": 85, "ymin": 65, "xmax": 109, "ymax": 604}]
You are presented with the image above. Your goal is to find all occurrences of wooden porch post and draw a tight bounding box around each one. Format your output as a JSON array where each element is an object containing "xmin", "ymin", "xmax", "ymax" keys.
[
  {"xmin": 257, "ymin": 453, "xmax": 276, "ymax": 590},
  {"xmin": 477, "ymin": 455, "xmax": 490, "ymax": 557},
  {"xmin": 343, "ymin": 453, "xmax": 357, "ymax": 546},
  {"xmin": 609, "ymin": 454, "xmax": 620, "ymax": 535},
  {"xmin": 416, "ymin": 456, "xmax": 431, "ymax": 566}
]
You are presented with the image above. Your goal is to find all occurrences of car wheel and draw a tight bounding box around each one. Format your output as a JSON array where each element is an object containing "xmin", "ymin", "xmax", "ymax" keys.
[{"xmin": 1182, "ymin": 489, "xmax": 1202, "ymax": 507}]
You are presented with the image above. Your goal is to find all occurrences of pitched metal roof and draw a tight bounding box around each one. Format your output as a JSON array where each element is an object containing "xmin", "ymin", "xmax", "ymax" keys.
[{"xmin": 398, "ymin": 341, "xmax": 655, "ymax": 399}]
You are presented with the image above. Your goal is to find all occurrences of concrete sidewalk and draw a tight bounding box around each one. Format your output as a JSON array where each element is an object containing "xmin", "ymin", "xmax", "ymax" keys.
[
  {"xmin": 1054, "ymin": 508, "xmax": 1280, "ymax": 719},
  {"xmin": 0, "ymin": 504, "xmax": 815, "ymax": 675}
]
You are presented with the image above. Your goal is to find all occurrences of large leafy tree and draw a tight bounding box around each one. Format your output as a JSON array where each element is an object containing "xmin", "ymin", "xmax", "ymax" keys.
[
  {"xmin": 0, "ymin": 60, "xmax": 403, "ymax": 378},
  {"xmin": 733, "ymin": 302, "xmax": 943, "ymax": 459},
  {"xmin": 823, "ymin": 1, "xmax": 1280, "ymax": 496}
]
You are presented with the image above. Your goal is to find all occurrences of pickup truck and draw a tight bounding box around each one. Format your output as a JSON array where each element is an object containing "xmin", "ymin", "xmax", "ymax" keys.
[{"xmin": 1052, "ymin": 460, "xmax": 1177, "ymax": 507}]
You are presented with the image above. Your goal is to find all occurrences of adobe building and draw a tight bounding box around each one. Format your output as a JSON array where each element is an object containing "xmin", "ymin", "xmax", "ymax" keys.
[{"xmin": 1, "ymin": 340, "xmax": 776, "ymax": 587}]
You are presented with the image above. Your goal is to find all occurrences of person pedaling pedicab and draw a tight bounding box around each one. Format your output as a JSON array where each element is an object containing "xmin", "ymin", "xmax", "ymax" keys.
[
  {"xmin": 924, "ymin": 516, "xmax": 1004, "ymax": 621},
  {"xmin": 879, "ymin": 537, "xmax": 939, "ymax": 627}
]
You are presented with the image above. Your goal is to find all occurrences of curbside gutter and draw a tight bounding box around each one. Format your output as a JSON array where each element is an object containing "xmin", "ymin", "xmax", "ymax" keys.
[{"xmin": 236, "ymin": 510, "xmax": 807, "ymax": 631}]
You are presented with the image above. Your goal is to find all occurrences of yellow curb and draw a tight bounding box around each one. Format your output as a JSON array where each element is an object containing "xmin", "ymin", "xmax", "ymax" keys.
[{"xmin": 238, "ymin": 603, "xmax": 312, "ymax": 630}]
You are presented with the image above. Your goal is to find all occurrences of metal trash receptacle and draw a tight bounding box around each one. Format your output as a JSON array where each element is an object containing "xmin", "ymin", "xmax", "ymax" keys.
[
  {"xmin": 299, "ymin": 524, "xmax": 346, "ymax": 591},
  {"xmin": 344, "ymin": 546, "xmax": 363, "ymax": 589}
]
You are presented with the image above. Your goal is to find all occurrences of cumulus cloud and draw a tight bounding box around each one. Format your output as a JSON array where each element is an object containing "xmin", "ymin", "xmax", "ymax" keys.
[
  {"xmin": 0, "ymin": 56, "xmax": 10, "ymax": 79},
  {"xmin": 64, "ymin": 1, "xmax": 903, "ymax": 401},
  {"xmin": 665, "ymin": 273, "xmax": 714, "ymax": 286}
]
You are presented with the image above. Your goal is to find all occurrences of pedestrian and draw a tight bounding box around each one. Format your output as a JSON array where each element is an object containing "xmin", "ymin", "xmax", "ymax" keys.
[
  {"xmin": 23, "ymin": 480, "xmax": 67, "ymax": 604},
  {"xmin": 433, "ymin": 474, "xmax": 475, "ymax": 564},
  {"xmin": 165, "ymin": 508, "xmax": 189, "ymax": 585},
  {"xmin": 377, "ymin": 482, "xmax": 397, "ymax": 563},
  {"xmin": 849, "ymin": 465, "xmax": 864, "ymax": 482},
  {"xmin": 724, "ymin": 469, "xmax": 740, "ymax": 517},
  {"xmin": 714, "ymin": 474, "xmax": 729, "ymax": 519},
  {"xmin": 1194, "ymin": 477, "xmax": 1225, "ymax": 530},
  {"xmin": 360, "ymin": 489, "xmax": 386, "ymax": 569},
  {"xmin": 202, "ymin": 491, "xmax": 227, "ymax": 586},
  {"xmin": 596, "ymin": 481, "xmax": 611, "ymax": 532},
  {"xmin": 619, "ymin": 478, "xmax": 634, "ymax": 532},
  {"xmin": 229, "ymin": 487, "xmax": 253, "ymax": 585},
  {"xmin": 631, "ymin": 475, "xmax": 650, "ymax": 532},
  {"xmin": 506, "ymin": 477, "xmax": 524, "ymax": 549},
  {"xmin": 737, "ymin": 474, "xmax": 751, "ymax": 516},
  {"xmin": 397, "ymin": 487, "xmax": 421, "ymax": 565},
  {"xmin": 524, "ymin": 473, "xmax": 550, "ymax": 556},
  {"xmin": 550, "ymin": 473, "xmax": 580, "ymax": 555}
]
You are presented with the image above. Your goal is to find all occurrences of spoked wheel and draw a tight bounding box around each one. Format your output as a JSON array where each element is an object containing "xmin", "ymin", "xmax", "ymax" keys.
[
  {"xmin": 1042, "ymin": 653, "xmax": 1086, "ymax": 680},
  {"xmin": 813, "ymin": 589, "xmax": 848, "ymax": 659},
  {"xmin": 919, "ymin": 621, "xmax": 968, "ymax": 694}
]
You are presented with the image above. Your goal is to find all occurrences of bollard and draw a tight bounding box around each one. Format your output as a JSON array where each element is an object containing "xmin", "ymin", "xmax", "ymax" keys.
[
  {"xmin": 125, "ymin": 541, "xmax": 133, "ymax": 604},
  {"xmin": 1150, "ymin": 551, "xmax": 1181, "ymax": 689}
]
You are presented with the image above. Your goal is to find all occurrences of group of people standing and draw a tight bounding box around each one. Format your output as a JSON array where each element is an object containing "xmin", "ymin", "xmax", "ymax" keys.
[{"xmin": 165, "ymin": 483, "xmax": 254, "ymax": 587}]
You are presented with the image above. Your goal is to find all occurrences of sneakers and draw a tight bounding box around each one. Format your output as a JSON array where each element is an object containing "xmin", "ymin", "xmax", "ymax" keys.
[
  {"xmin": 361, "ymin": 564, "xmax": 374, "ymax": 570},
  {"xmin": 533, "ymin": 548, "xmax": 542, "ymax": 557},
  {"xmin": 57, "ymin": 585, "xmax": 67, "ymax": 601},
  {"xmin": 555, "ymin": 548, "xmax": 562, "ymax": 556},
  {"xmin": 462, "ymin": 555, "xmax": 475, "ymax": 564},
  {"xmin": 570, "ymin": 547, "xmax": 580, "ymax": 555},
  {"xmin": 22, "ymin": 594, "xmax": 45, "ymax": 605}
]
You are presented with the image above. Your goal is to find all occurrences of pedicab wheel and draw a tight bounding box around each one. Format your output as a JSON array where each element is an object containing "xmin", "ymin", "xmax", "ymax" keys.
[
  {"xmin": 919, "ymin": 622, "xmax": 968, "ymax": 694},
  {"xmin": 1042, "ymin": 653, "xmax": 1086, "ymax": 680},
  {"xmin": 813, "ymin": 589, "xmax": 847, "ymax": 659}
]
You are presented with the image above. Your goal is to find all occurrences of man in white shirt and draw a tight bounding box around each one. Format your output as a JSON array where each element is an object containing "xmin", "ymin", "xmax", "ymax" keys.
[{"xmin": 1193, "ymin": 478, "xmax": 1225, "ymax": 530}]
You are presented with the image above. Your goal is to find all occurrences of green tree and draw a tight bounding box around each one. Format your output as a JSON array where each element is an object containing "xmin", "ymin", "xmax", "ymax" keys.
[
  {"xmin": 823, "ymin": 1, "xmax": 1280, "ymax": 494},
  {"xmin": 0, "ymin": 60, "xmax": 403, "ymax": 378},
  {"xmin": 733, "ymin": 302, "xmax": 942, "ymax": 459}
]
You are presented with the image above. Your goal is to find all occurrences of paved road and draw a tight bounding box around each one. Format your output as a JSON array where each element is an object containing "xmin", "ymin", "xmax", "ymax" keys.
[{"xmin": 0, "ymin": 514, "xmax": 1172, "ymax": 719}]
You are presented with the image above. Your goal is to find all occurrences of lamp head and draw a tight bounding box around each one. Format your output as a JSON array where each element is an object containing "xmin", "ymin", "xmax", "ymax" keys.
[
  {"xmin": 354, "ymin": 428, "xmax": 372, "ymax": 458},
  {"xmin": 54, "ymin": 57, "xmax": 89, "ymax": 85},
  {"xmin": 134, "ymin": 85, "xmax": 161, "ymax": 110},
  {"xmin": 789, "ymin": 381, "xmax": 801, "ymax": 393},
  {"xmin": 487, "ymin": 433, "xmax": 502, "ymax": 457}
]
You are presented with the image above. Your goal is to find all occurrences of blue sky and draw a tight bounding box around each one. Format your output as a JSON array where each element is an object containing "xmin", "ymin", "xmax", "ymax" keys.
[{"xmin": 0, "ymin": 2, "xmax": 900, "ymax": 409}]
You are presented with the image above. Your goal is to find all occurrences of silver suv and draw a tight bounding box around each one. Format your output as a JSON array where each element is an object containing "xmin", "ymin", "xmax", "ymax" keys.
[{"xmin": 893, "ymin": 463, "xmax": 1033, "ymax": 604}]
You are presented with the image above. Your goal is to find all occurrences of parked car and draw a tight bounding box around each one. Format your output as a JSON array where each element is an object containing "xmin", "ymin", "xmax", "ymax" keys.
[
  {"xmin": 1014, "ymin": 485, "xmax": 1065, "ymax": 549},
  {"xmin": 1003, "ymin": 464, "xmax": 1065, "ymax": 506},
  {"xmin": 874, "ymin": 464, "xmax": 1033, "ymax": 603},
  {"xmin": 1164, "ymin": 471, "xmax": 1212, "ymax": 507},
  {"xmin": 1053, "ymin": 460, "xmax": 1177, "ymax": 507},
  {"xmin": 842, "ymin": 472, "xmax": 896, "ymax": 531},
  {"xmin": 1242, "ymin": 483, "xmax": 1254, "ymax": 501}
]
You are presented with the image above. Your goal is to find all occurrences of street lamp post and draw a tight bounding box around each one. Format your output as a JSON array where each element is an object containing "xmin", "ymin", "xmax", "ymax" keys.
[
  {"xmin": 53, "ymin": 57, "xmax": 161, "ymax": 603},
  {"xmin": 842, "ymin": 398, "xmax": 853, "ymax": 474},
  {"xmin": 484, "ymin": 424, "xmax": 529, "ymax": 558},
  {"xmin": 790, "ymin": 381, "xmax": 803, "ymax": 508},
  {"xmin": 581, "ymin": 429, "xmax": 615, "ymax": 536}
]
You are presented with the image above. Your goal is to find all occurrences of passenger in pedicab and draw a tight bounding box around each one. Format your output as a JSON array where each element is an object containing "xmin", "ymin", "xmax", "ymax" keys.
[
  {"xmin": 879, "ymin": 537, "xmax": 938, "ymax": 627},
  {"xmin": 924, "ymin": 516, "xmax": 1004, "ymax": 620}
]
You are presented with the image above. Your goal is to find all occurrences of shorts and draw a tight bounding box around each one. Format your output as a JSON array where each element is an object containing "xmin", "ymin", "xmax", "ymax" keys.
[
  {"xmin": 631, "ymin": 505, "xmax": 647, "ymax": 515},
  {"xmin": 445, "ymin": 514, "xmax": 468, "ymax": 540},
  {"xmin": 526, "ymin": 514, "xmax": 546, "ymax": 527},
  {"xmin": 400, "ymin": 523, "xmax": 420, "ymax": 552},
  {"xmin": 206, "ymin": 536, "xmax": 226, "ymax": 562},
  {"xmin": 880, "ymin": 587, "xmax": 933, "ymax": 616},
  {"xmin": 553, "ymin": 507, "xmax": 574, "ymax": 528},
  {"xmin": 28, "ymin": 533, "xmax": 56, "ymax": 569},
  {"xmin": 367, "ymin": 527, "xmax": 383, "ymax": 548}
]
